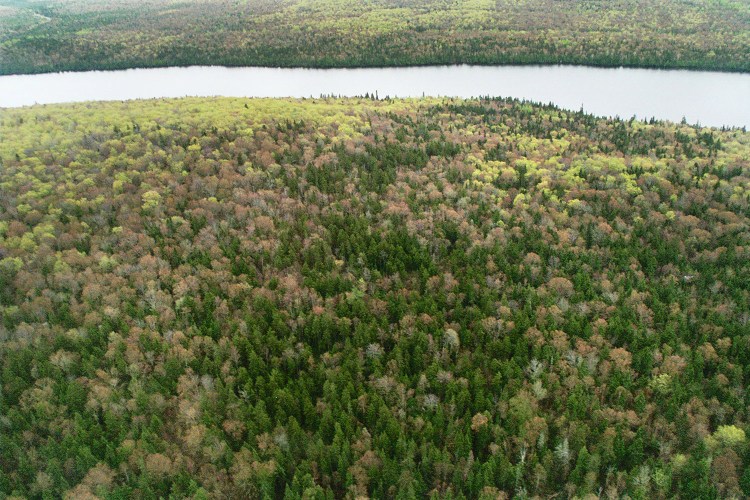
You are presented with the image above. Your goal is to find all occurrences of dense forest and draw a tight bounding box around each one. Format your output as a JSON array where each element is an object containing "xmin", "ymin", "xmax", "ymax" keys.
[
  {"xmin": 1, "ymin": 0, "xmax": 750, "ymax": 75},
  {"xmin": 1, "ymin": 96, "xmax": 749, "ymax": 498}
]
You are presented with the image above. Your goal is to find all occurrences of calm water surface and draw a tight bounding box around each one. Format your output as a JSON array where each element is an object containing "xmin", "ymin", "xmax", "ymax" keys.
[{"xmin": 1, "ymin": 65, "xmax": 748, "ymax": 128}]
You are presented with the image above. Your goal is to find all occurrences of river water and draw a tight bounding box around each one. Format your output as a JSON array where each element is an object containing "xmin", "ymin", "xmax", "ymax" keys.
[{"xmin": 1, "ymin": 65, "xmax": 748, "ymax": 128}]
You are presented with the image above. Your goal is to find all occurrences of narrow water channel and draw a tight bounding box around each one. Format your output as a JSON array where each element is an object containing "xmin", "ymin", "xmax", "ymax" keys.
[{"xmin": 1, "ymin": 64, "xmax": 748, "ymax": 128}]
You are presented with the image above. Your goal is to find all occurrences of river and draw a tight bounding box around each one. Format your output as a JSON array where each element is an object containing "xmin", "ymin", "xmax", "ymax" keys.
[{"xmin": 1, "ymin": 65, "xmax": 748, "ymax": 128}]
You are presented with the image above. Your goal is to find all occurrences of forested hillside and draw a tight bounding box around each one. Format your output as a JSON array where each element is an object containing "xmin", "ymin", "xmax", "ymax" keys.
[
  {"xmin": 1, "ymin": 0, "xmax": 750, "ymax": 74},
  {"xmin": 1, "ymin": 97, "xmax": 750, "ymax": 498}
]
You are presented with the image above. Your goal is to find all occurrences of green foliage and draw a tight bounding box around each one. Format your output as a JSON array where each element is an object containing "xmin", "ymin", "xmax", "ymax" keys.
[
  {"xmin": 1, "ymin": 0, "xmax": 749, "ymax": 75},
  {"xmin": 0, "ymin": 96, "xmax": 749, "ymax": 497},
  {"xmin": 707, "ymin": 425, "xmax": 747, "ymax": 450}
]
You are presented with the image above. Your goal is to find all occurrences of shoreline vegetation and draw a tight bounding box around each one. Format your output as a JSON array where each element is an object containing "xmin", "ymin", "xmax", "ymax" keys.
[
  {"xmin": 2, "ymin": 96, "xmax": 750, "ymax": 497},
  {"xmin": 5, "ymin": 60, "xmax": 750, "ymax": 78},
  {"xmin": 1, "ymin": 0, "xmax": 749, "ymax": 75}
]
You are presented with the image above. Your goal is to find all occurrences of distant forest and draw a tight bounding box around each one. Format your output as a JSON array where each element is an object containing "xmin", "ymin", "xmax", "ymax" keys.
[
  {"xmin": 1, "ymin": 96, "xmax": 750, "ymax": 497},
  {"xmin": 1, "ymin": 0, "xmax": 749, "ymax": 74}
]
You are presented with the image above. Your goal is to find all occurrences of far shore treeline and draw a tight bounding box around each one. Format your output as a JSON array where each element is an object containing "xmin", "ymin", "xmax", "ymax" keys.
[{"xmin": 1, "ymin": 0, "xmax": 749, "ymax": 75}]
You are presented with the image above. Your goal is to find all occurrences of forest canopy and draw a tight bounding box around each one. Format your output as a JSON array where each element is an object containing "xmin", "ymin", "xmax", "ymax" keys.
[
  {"xmin": 1, "ymin": 96, "xmax": 750, "ymax": 497},
  {"xmin": 1, "ymin": 0, "xmax": 749, "ymax": 74}
]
